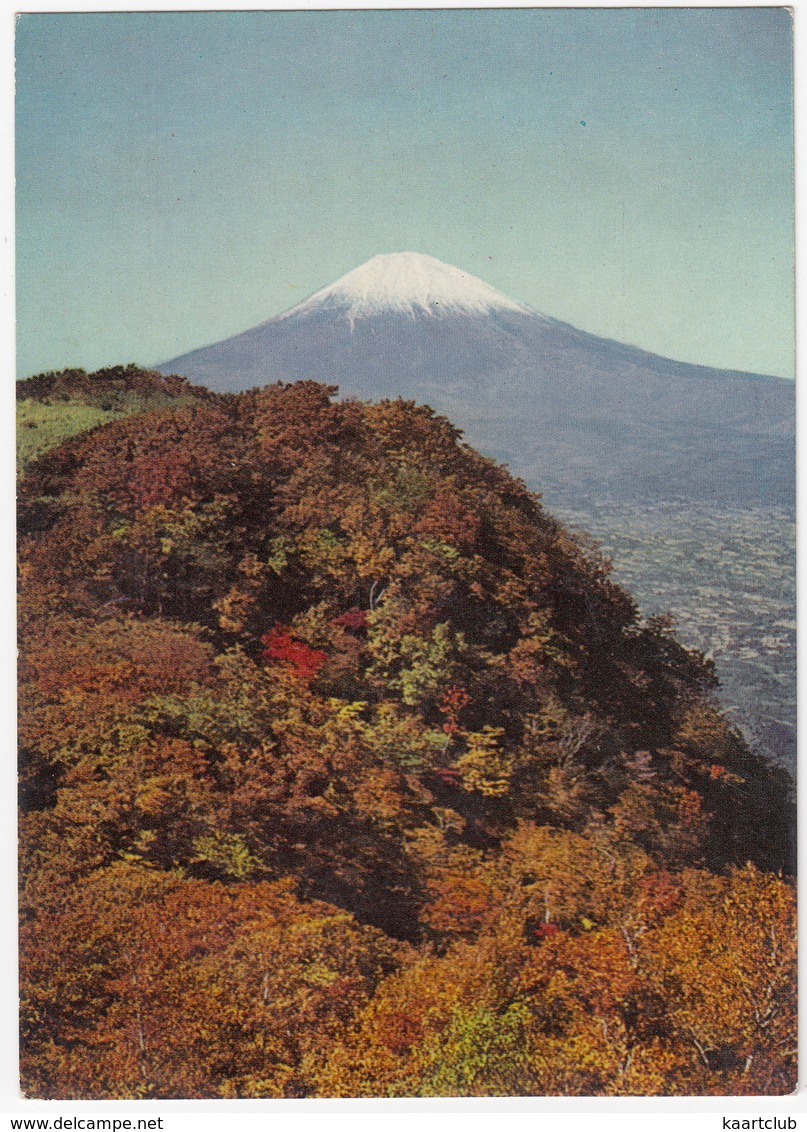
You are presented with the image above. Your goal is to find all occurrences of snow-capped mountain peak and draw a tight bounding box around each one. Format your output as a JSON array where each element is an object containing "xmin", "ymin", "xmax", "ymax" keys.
[{"xmin": 280, "ymin": 252, "xmax": 532, "ymax": 323}]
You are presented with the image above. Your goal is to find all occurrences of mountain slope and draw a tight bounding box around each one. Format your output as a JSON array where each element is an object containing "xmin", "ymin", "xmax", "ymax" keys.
[{"xmin": 158, "ymin": 253, "xmax": 794, "ymax": 506}]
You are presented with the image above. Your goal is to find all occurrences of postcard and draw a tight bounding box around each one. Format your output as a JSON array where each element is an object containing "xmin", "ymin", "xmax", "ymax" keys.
[{"xmin": 15, "ymin": 9, "xmax": 796, "ymax": 1100}]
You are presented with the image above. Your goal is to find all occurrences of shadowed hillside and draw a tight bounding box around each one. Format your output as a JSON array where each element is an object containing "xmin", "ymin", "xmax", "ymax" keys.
[{"xmin": 18, "ymin": 381, "xmax": 795, "ymax": 1098}]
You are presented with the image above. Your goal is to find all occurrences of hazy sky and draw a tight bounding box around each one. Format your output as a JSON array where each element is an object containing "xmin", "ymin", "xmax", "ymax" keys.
[{"xmin": 16, "ymin": 8, "xmax": 794, "ymax": 379}]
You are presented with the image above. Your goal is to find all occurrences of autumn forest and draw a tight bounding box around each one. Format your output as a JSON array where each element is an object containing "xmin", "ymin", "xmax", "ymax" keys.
[{"xmin": 17, "ymin": 368, "xmax": 796, "ymax": 1098}]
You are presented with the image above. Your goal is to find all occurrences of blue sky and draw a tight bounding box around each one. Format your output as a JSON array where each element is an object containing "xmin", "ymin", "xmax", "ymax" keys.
[{"xmin": 16, "ymin": 8, "xmax": 794, "ymax": 378}]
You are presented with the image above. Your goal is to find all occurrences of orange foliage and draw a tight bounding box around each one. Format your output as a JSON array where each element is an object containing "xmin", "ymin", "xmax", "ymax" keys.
[{"xmin": 17, "ymin": 379, "xmax": 795, "ymax": 1098}]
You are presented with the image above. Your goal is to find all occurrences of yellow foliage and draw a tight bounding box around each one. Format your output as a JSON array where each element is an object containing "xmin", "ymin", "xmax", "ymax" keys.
[{"xmin": 455, "ymin": 726, "xmax": 512, "ymax": 796}]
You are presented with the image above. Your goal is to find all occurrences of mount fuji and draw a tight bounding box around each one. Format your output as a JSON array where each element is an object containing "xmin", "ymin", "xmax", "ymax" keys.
[{"xmin": 158, "ymin": 252, "xmax": 794, "ymax": 507}]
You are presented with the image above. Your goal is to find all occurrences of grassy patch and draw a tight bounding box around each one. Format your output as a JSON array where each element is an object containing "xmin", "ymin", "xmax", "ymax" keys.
[{"xmin": 17, "ymin": 399, "xmax": 131, "ymax": 472}]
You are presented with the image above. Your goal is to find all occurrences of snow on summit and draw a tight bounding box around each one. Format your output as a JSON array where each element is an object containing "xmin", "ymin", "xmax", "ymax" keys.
[{"xmin": 282, "ymin": 252, "xmax": 532, "ymax": 322}]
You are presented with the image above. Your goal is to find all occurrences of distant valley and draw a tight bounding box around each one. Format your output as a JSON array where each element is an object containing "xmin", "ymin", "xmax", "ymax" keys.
[{"xmin": 559, "ymin": 499, "xmax": 796, "ymax": 770}]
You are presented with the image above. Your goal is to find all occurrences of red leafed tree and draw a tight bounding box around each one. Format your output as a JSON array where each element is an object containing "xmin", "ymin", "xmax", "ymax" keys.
[
  {"xmin": 260, "ymin": 627, "xmax": 328, "ymax": 683},
  {"xmin": 333, "ymin": 609, "xmax": 368, "ymax": 633},
  {"xmin": 437, "ymin": 685, "xmax": 471, "ymax": 736}
]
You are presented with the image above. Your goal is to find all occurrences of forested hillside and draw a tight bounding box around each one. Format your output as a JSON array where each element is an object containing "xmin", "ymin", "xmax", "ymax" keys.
[{"xmin": 18, "ymin": 375, "xmax": 795, "ymax": 1098}]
